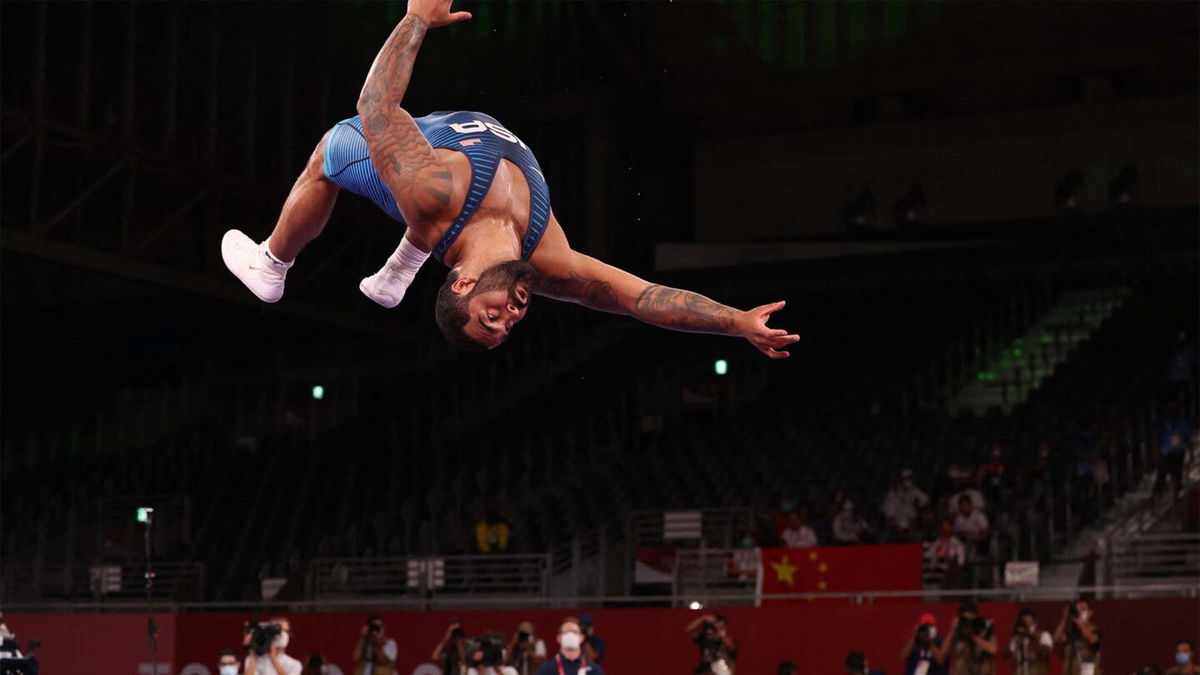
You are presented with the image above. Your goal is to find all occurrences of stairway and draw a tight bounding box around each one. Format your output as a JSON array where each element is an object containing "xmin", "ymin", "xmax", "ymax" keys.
[{"xmin": 950, "ymin": 287, "xmax": 1131, "ymax": 415}]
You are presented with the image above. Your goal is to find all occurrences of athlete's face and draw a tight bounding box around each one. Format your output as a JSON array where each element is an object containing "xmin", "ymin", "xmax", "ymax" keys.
[{"xmin": 458, "ymin": 260, "xmax": 538, "ymax": 349}]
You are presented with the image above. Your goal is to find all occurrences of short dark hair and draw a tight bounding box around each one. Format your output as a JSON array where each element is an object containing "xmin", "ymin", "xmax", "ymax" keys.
[
  {"xmin": 1018, "ymin": 608, "xmax": 1035, "ymax": 618},
  {"xmin": 435, "ymin": 270, "xmax": 488, "ymax": 352},
  {"xmin": 1179, "ymin": 639, "xmax": 1195, "ymax": 649},
  {"xmin": 219, "ymin": 648, "xmax": 238, "ymax": 658}
]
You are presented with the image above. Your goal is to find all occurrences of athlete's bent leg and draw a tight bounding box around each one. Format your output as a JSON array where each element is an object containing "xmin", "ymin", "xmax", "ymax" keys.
[{"xmin": 222, "ymin": 132, "xmax": 340, "ymax": 303}]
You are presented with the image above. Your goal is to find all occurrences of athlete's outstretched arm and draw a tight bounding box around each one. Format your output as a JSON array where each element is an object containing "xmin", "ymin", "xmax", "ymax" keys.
[
  {"xmin": 537, "ymin": 251, "xmax": 800, "ymax": 359},
  {"xmin": 356, "ymin": 0, "xmax": 469, "ymax": 225}
]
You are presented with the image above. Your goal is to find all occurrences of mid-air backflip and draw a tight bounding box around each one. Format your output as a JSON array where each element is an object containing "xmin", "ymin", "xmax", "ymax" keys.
[{"xmin": 223, "ymin": 0, "xmax": 799, "ymax": 357}]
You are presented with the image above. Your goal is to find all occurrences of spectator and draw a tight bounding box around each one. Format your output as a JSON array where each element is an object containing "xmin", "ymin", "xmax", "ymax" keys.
[
  {"xmin": 686, "ymin": 614, "xmax": 738, "ymax": 675},
  {"xmin": 578, "ymin": 613, "xmax": 605, "ymax": 664},
  {"xmin": 976, "ymin": 443, "xmax": 1010, "ymax": 508},
  {"xmin": 1167, "ymin": 640, "xmax": 1198, "ymax": 675},
  {"xmin": 780, "ymin": 512, "xmax": 818, "ymax": 548},
  {"xmin": 506, "ymin": 621, "xmax": 546, "ymax": 675},
  {"xmin": 431, "ymin": 620, "xmax": 466, "ymax": 675},
  {"xmin": 882, "ymin": 469, "xmax": 930, "ymax": 542},
  {"xmin": 926, "ymin": 522, "xmax": 965, "ymax": 589},
  {"xmin": 1053, "ymin": 599, "xmax": 1101, "ymax": 675},
  {"xmin": 353, "ymin": 616, "xmax": 397, "ymax": 675},
  {"xmin": 1154, "ymin": 402, "xmax": 1193, "ymax": 498},
  {"xmin": 953, "ymin": 496, "xmax": 989, "ymax": 547},
  {"xmin": 245, "ymin": 617, "xmax": 302, "ymax": 675},
  {"xmin": 947, "ymin": 602, "xmax": 996, "ymax": 675},
  {"xmin": 832, "ymin": 500, "xmax": 870, "ymax": 544},
  {"xmin": 219, "ymin": 649, "xmax": 241, "ymax": 675},
  {"xmin": 900, "ymin": 613, "xmax": 948, "ymax": 675},
  {"xmin": 947, "ymin": 480, "xmax": 986, "ymax": 520},
  {"xmin": 771, "ymin": 496, "xmax": 799, "ymax": 536},
  {"xmin": 475, "ymin": 509, "xmax": 510, "ymax": 553},
  {"xmin": 1006, "ymin": 609, "xmax": 1052, "ymax": 675},
  {"xmin": 535, "ymin": 617, "xmax": 605, "ymax": 675}
]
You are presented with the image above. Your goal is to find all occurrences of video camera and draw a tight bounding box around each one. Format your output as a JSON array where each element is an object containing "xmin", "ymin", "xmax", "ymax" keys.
[
  {"xmin": 244, "ymin": 620, "xmax": 283, "ymax": 656},
  {"xmin": 464, "ymin": 634, "xmax": 506, "ymax": 668}
]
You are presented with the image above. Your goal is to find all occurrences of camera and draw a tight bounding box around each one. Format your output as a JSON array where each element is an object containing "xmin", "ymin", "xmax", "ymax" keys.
[
  {"xmin": 915, "ymin": 624, "xmax": 933, "ymax": 645},
  {"xmin": 244, "ymin": 621, "xmax": 283, "ymax": 656},
  {"xmin": 450, "ymin": 626, "xmax": 465, "ymax": 640},
  {"xmin": 517, "ymin": 631, "xmax": 529, "ymax": 643},
  {"xmin": 464, "ymin": 634, "xmax": 505, "ymax": 667},
  {"xmin": 1012, "ymin": 620, "xmax": 1030, "ymax": 637},
  {"xmin": 1067, "ymin": 604, "xmax": 1079, "ymax": 619},
  {"xmin": 366, "ymin": 618, "xmax": 382, "ymax": 634}
]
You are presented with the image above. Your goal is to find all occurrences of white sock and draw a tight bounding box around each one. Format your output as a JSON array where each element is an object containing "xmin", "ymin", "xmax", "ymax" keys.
[
  {"xmin": 381, "ymin": 236, "xmax": 429, "ymax": 284},
  {"xmin": 261, "ymin": 238, "xmax": 294, "ymax": 270}
]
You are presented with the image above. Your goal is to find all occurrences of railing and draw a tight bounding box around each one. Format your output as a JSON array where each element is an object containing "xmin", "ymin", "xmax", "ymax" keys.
[
  {"xmin": 626, "ymin": 508, "xmax": 754, "ymax": 548},
  {"xmin": 307, "ymin": 554, "xmax": 550, "ymax": 601},
  {"xmin": 1105, "ymin": 532, "xmax": 1200, "ymax": 586},
  {"xmin": 1, "ymin": 560, "xmax": 204, "ymax": 603},
  {"xmin": 3, "ymin": 583, "xmax": 1195, "ymax": 613},
  {"xmin": 672, "ymin": 548, "xmax": 758, "ymax": 607}
]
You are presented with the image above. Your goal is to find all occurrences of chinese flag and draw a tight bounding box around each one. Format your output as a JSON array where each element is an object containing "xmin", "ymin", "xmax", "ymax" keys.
[{"xmin": 758, "ymin": 545, "xmax": 923, "ymax": 604}]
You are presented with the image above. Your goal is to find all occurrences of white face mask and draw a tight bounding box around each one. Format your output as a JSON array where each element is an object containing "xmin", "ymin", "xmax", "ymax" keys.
[
  {"xmin": 927, "ymin": 626, "xmax": 937, "ymax": 639},
  {"xmin": 219, "ymin": 666, "xmax": 239, "ymax": 675},
  {"xmin": 1078, "ymin": 611, "xmax": 1090, "ymax": 622},
  {"xmin": 274, "ymin": 630, "xmax": 289, "ymax": 649},
  {"xmin": 560, "ymin": 632, "xmax": 581, "ymax": 650}
]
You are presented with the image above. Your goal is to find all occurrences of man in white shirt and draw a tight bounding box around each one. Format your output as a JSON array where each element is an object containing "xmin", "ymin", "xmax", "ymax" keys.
[
  {"xmin": 245, "ymin": 617, "xmax": 302, "ymax": 675},
  {"xmin": 882, "ymin": 469, "xmax": 930, "ymax": 541},
  {"xmin": 780, "ymin": 511, "xmax": 818, "ymax": 548},
  {"xmin": 952, "ymin": 496, "xmax": 989, "ymax": 545}
]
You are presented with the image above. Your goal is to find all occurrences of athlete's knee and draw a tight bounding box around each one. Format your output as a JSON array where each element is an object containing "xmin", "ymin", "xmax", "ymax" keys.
[{"xmin": 304, "ymin": 129, "xmax": 336, "ymax": 181}]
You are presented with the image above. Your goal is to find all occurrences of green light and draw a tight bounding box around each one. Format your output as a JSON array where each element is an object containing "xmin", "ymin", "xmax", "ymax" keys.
[
  {"xmin": 136, "ymin": 507, "xmax": 153, "ymax": 523},
  {"xmin": 1014, "ymin": 348, "xmax": 1024, "ymax": 357},
  {"xmin": 1041, "ymin": 334, "xmax": 1051, "ymax": 344},
  {"xmin": 714, "ymin": 360, "xmax": 728, "ymax": 376},
  {"xmin": 312, "ymin": 385, "xmax": 324, "ymax": 400}
]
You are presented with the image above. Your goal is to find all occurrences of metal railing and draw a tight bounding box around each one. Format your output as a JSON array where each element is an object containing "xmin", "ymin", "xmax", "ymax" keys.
[
  {"xmin": 1, "ymin": 560, "xmax": 203, "ymax": 603},
  {"xmin": 3, "ymin": 582, "xmax": 1195, "ymax": 614},
  {"xmin": 1105, "ymin": 532, "xmax": 1200, "ymax": 586},
  {"xmin": 307, "ymin": 554, "xmax": 550, "ymax": 601}
]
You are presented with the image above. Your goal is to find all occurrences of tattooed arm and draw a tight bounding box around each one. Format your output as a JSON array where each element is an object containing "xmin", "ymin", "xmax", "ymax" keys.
[
  {"xmin": 355, "ymin": 1, "xmax": 470, "ymax": 225},
  {"xmin": 536, "ymin": 250, "xmax": 800, "ymax": 359}
]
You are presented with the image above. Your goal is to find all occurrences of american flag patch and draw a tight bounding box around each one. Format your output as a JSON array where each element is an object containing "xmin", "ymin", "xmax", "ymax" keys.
[{"xmin": 459, "ymin": 138, "xmax": 482, "ymax": 147}]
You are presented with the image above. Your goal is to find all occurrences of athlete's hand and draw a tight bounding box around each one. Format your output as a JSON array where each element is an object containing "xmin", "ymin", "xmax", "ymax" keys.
[
  {"xmin": 739, "ymin": 301, "xmax": 800, "ymax": 359},
  {"xmin": 408, "ymin": 0, "xmax": 471, "ymax": 28}
]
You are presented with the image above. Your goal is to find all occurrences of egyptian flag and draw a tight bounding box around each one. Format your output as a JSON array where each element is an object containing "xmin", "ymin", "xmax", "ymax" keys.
[{"xmin": 757, "ymin": 545, "xmax": 923, "ymax": 605}]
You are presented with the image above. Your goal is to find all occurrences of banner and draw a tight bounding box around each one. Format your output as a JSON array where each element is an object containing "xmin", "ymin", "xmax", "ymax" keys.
[{"xmin": 758, "ymin": 544, "xmax": 923, "ymax": 603}]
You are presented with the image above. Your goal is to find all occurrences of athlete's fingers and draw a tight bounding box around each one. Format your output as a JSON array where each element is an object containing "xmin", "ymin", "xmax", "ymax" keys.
[{"xmin": 448, "ymin": 11, "xmax": 472, "ymax": 23}]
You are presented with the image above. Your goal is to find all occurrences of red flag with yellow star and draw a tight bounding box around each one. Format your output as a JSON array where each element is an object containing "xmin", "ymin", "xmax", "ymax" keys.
[{"xmin": 757, "ymin": 545, "xmax": 923, "ymax": 604}]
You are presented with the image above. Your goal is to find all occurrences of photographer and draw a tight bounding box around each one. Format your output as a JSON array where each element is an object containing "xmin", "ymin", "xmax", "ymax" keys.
[
  {"xmin": 244, "ymin": 617, "xmax": 302, "ymax": 675},
  {"xmin": 219, "ymin": 650, "xmax": 241, "ymax": 675},
  {"xmin": 353, "ymin": 615, "xmax": 397, "ymax": 675},
  {"xmin": 686, "ymin": 614, "xmax": 738, "ymax": 675},
  {"xmin": 1006, "ymin": 609, "xmax": 1052, "ymax": 675},
  {"xmin": 1166, "ymin": 640, "xmax": 1197, "ymax": 675},
  {"xmin": 947, "ymin": 602, "xmax": 996, "ymax": 675},
  {"xmin": 465, "ymin": 632, "xmax": 517, "ymax": 675},
  {"xmin": 431, "ymin": 620, "xmax": 467, "ymax": 675},
  {"xmin": 900, "ymin": 614, "xmax": 948, "ymax": 675},
  {"xmin": 1053, "ymin": 600, "xmax": 1101, "ymax": 675},
  {"xmin": 505, "ymin": 621, "xmax": 546, "ymax": 675},
  {"xmin": 535, "ymin": 617, "xmax": 606, "ymax": 675},
  {"xmin": 578, "ymin": 614, "xmax": 606, "ymax": 664}
]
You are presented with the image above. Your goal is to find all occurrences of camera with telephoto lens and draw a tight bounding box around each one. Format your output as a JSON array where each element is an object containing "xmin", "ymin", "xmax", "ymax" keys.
[
  {"xmin": 517, "ymin": 631, "xmax": 529, "ymax": 643},
  {"xmin": 244, "ymin": 620, "xmax": 283, "ymax": 656},
  {"xmin": 1012, "ymin": 620, "xmax": 1030, "ymax": 638},
  {"xmin": 955, "ymin": 614, "xmax": 992, "ymax": 641},
  {"xmin": 464, "ymin": 634, "xmax": 505, "ymax": 667},
  {"xmin": 366, "ymin": 618, "xmax": 382, "ymax": 635},
  {"xmin": 915, "ymin": 624, "xmax": 934, "ymax": 646}
]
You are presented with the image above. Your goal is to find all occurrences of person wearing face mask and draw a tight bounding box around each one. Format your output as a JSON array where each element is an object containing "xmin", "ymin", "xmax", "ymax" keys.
[
  {"xmin": 831, "ymin": 499, "xmax": 871, "ymax": 544},
  {"xmin": 245, "ymin": 617, "xmax": 303, "ymax": 675},
  {"xmin": 1166, "ymin": 640, "xmax": 1198, "ymax": 675},
  {"xmin": 534, "ymin": 617, "xmax": 605, "ymax": 675},
  {"xmin": 1006, "ymin": 609, "xmax": 1052, "ymax": 675},
  {"xmin": 900, "ymin": 613, "xmax": 949, "ymax": 675},
  {"xmin": 883, "ymin": 469, "xmax": 930, "ymax": 542},
  {"xmin": 219, "ymin": 650, "xmax": 242, "ymax": 675},
  {"xmin": 1053, "ymin": 600, "xmax": 1101, "ymax": 675},
  {"xmin": 780, "ymin": 512, "xmax": 818, "ymax": 548}
]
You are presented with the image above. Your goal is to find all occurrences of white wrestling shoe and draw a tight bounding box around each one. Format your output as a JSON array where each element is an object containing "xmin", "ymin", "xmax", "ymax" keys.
[
  {"xmin": 221, "ymin": 229, "xmax": 291, "ymax": 304},
  {"xmin": 359, "ymin": 265, "xmax": 411, "ymax": 308}
]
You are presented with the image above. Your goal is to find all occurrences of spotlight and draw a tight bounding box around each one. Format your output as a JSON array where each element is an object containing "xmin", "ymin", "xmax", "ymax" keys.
[
  {"xmin": 689, "ymin": 601, "xmax": 703, "ymax": 610},
  {"xmin": 312, "ymin": 385, "xmax": 325, "ymax": 400}
]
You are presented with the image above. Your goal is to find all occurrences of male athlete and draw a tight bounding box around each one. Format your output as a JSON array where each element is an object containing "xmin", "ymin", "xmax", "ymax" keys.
[{"xmin": 222, "ymin": 0, "xmax": 799, "ymax": 357}]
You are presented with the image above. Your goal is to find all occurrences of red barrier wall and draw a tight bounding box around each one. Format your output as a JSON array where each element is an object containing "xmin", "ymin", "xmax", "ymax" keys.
[{"xmin": 8, "ymin": 598, "xmax": 1197, "ymax": 675}]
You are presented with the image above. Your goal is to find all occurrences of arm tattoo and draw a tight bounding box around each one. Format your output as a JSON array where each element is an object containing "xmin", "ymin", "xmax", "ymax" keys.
[
  {"xmin": 538, "ymin": 272, "xmax": 624, "ymax": 314},
  {"xmin": 356, "ymin": 15, "xmax": 452, "ymax": 224},
  {"xmin": 633, "ymin": 284, "xmax": 740, "ymax": 335}
]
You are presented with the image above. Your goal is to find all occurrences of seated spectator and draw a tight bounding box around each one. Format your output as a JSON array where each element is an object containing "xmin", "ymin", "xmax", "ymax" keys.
[
  {"xmin": 771, "ymin": 495, "xmax": 799, "ymax": 539},
  {"xmin": 928, "ymin": 521, "xmax": 965, "ymax": 569},
  {"xmin": 882, "ymin": 469, "xmax": 929, "ymax": 542},
  {"xmin": 947, "ymin": 480, "xmax": 986, "ymax": 519},
  {"xmin": 953, "ymin": 495, "xmax": 989, "ymax": 547},
  {"xmin": 1154, "ymin": 401, "xmax": 1194, "ymax": 498},
  {"xmin": 831, "ymin": 500, "xmax": 870, "ymax": 544},
  {"xmin": 475, "ymin": 509, "xmax": 510, "ymax": 554},
  {"xmin": 780, "ymin": 511, "xmax": 818, "ymax": 548}
]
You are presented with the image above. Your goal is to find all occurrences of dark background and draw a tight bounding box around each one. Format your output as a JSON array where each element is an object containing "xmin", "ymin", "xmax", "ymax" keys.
[{"xmin": 1, "ymin": 1, "xmax": 1197, "ymax": 603}]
